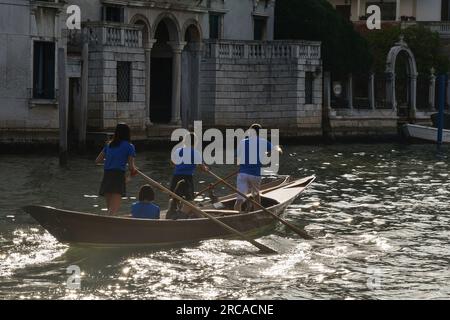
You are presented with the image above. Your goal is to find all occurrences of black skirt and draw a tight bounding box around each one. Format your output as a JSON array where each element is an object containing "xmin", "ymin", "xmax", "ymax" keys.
[{"xmin": 99, "ymin": 170, "xmax": 126, "ymax": 197}]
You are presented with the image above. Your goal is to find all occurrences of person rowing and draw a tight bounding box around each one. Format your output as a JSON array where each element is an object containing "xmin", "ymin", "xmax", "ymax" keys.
[
  {"xmin": 95, "ymin": 123, "xmax": 137, "ymax": 215},
  {"xmin": 167, "ymin": 132, "xmax": 208, "ymax": 219},
  {"xmin": 234, "ymin": 124, "xmax": 282, "ymax": 212}
]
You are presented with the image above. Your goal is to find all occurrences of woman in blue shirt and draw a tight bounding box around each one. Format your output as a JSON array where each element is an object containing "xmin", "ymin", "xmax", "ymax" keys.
[
  {"xmin": 95, "ymin": 123, "xmax": 137, "ymax": 215},
  {"xmin": 131, "ymin": 185, "xmax": 160, "ymax": 219}
]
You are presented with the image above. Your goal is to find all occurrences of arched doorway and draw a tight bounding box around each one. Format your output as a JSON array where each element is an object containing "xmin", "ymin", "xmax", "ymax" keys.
[
  {"xmin": 385, "ymin": 37, "xmax": 418, "ymax": 121},
  {"xmin": 150, "ymin": 15, "xmax": 180, "ymax": 124},
  {"xmin": 181, "ymin": 22, "xmax": 202, "ymax": 128}
]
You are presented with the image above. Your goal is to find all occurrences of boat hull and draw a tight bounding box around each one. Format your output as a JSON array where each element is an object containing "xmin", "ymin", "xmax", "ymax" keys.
[
  {"xmin": 24, "ymin": 176, "xmax": 315, "ymax": 248},
  {"xmin": 403, "ymin": 124, "xmax": 450, "ymax": 143}
]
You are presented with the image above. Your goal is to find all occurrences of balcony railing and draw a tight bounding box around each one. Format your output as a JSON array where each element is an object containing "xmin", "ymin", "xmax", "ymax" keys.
[
  {"xmin": 83, "ymin": 22, "xmax": 143, "ymax": 48},
  {"xmin": 204, "ymin": 40, "xmax": 321, "ymax": 60},
  {"xmin": 421, "ymin": 22, "xmax": 450, "ymax": 38}
]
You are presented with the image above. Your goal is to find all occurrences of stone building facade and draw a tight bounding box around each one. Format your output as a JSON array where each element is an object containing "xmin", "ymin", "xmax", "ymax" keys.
[{"xmin": 0, "ymin": 0, "xmax": 322, "ymax": 144}]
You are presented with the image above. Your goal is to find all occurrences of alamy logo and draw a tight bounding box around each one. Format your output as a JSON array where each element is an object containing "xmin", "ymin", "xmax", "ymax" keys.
[
  {"xmin": 66, "ymin": 265, "xmax": 81, "ymax": 290},
  {"xmin": 66, "ymin": 5, "xmax": 81, "ymax": 30},
  {"xmin": 171, "ymin": 121, "xmax": 280, "ymax": 174},
  {"xmin": 366, "ymin": 5, "xmax": 381, "ymax": 30},
  {"xmin": 366, "ymin": 267, "xmax": 383, "ymax": 290}
]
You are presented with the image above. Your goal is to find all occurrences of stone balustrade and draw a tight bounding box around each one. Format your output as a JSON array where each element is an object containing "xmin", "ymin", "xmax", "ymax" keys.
[
  {"xmin": 423, "ymin": 21, "xmax": 450, "ymax": 39},
  {"xmin": 204, "ymin": 40, "xmax": 321, "ymax": 60},
  {"xmin": 83, "ymin": 22, "xmax": 143, "ymax": 48}
]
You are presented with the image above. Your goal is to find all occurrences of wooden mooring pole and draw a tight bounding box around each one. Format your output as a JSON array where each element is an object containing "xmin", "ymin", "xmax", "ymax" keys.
[
  {"xmin": 79, "ymin": 40, "xmax": 88, "ymax": 152},
  {"xmin": 437, "ymin": 74, "xmax": 446, "ymax": 151},
  {"xmin": 58, "ymin": 47, "xmax": 68, "ymax": 166}
]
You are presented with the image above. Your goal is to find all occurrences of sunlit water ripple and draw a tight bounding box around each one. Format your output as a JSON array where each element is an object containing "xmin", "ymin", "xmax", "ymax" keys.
[{"xmin": 0, "ymin": 144, "xmax": 449, "ymax": 299}]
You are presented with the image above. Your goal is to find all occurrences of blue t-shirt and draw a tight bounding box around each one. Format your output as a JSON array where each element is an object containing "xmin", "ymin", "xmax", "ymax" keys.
[
  {"xmin": 172, "ymin": 147, "xmax": 202, "ymax": 176},
  {"xmin": 237, "ymin": 137, "xmax": 274, "ymax": 176},
  {"xmin": 103, "ymin": 141, "xmax": 136, "ymax": 172},
  {"xmin": 131, "ymin": 202, "xmax": 160, "ymax": 219}
]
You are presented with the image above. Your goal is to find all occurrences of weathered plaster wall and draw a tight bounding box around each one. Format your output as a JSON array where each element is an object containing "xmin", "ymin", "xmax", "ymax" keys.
[
  {"xmin": 87, "ymin": 47, "xmax": 146, "ymax": 131},
  {"xmin": 0, "ymin": 0, "xmax": 62, "ymax": 143},
  {"xmin": 200, "ymin": 43, "xmax": 323, "ymax": 136}
]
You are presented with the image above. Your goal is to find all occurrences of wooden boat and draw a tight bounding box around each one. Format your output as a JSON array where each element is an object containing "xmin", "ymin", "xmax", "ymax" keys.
[
  {"xmin": 23, "ymin": 175, "xmax": 315, "ymax": 248},
  {"xmin": 403, "ymin": 123, "xmax": 450, "ymax": 143}
]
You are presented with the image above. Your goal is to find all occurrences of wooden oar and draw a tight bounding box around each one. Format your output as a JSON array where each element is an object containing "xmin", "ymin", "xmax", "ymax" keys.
[
  {"xmin": 206, "ymin": 170, "xmax": 313, "ymax": 240},
  {"xmin": 195, "ymin": 169, "xmax": 239, "ymax": 198},
  {"xmin": 136, "ymin": 170, "xmax": 277, "ymax": 254}
]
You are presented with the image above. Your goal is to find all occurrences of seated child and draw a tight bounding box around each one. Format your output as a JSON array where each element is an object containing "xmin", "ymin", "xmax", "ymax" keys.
[{"xmin": 131, "ymin": 185, "xmax": 160, "ymax": 219}]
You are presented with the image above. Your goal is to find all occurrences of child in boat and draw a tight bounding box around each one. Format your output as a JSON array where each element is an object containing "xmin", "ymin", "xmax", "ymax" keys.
[
  {"xmin": 132, "ymin": 185, "xmax": 160, "ymax": 219},
  {"xmin": 96, "ymin": 123, "xmax": 137, "ymax": 215}
]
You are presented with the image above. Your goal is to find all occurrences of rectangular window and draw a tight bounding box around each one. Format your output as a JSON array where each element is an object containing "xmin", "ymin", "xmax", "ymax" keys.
[
  {"xmin": 305, "ymin": 72, "xmax": 314, "ymax": 104},
  {"xmin": 209, "ymin": 14, "xmax": 221, "ymax": 39},
  {"xmin": 33, "ymin": 41, "xmax": 55, "ymax": 99},
  {"xmin": 117, "ymin": 62, "xmax": 131, "ymax": 102},
  {"xmin": 103, "ymin": 6, "xmax": 124, "ymax": 23},
  {"xmin": 442, "ymin": 0, "xmax": 450, "ymax": 21},
  {"xmin": 366, "ymin": 2, "xmax": 396, "ymax": 21},
  {"xmin": 335, "ymin": 5, "xmax": 351, "ymax": 21},
  {"xmin": 253, "ymin": 17, "xmax": 267, "ymax": 41}
]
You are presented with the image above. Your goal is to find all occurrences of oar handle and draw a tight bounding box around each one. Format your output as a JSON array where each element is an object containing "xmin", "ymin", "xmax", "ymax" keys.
[
  {"xmin": 136, "ymin": 170, "xmax": 277, "ymax": 254},
  {"xmin": 206, "ymin": 170, "xmax": 313, "ymax": 240}
]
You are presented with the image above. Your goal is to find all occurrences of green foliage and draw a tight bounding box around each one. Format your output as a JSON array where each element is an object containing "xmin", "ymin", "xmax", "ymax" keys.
[
  {"xmin": 274, "ymin": 0, "xmax": 373, "ymax": 76},
  {"xmin": 365, "ymin": 25, "xmax": 449, "ymax": 75}
]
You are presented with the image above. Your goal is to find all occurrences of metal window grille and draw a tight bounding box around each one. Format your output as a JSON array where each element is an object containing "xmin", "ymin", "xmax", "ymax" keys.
[{"xmin": 117, "ymin": 62, "xmax": 131, "ymax": 102}]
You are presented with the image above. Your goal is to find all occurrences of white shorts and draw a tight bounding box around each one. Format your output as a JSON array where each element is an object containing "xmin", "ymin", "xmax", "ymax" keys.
[{"xmin": 236, "ymin": 173, "xmax": 261, "ymax": 201}]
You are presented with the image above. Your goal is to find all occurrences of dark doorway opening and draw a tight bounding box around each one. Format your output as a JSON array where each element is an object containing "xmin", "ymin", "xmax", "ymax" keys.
[
  {"xmin": 151, "ymin": 21, "xmax": 173, "ymax": 123},
  {"xmin": 150, "ymin": 58, "xmax": 172, "ymax": 123}
]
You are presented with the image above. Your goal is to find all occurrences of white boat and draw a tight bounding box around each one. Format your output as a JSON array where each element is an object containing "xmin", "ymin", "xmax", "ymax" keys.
[{"xmin": 403, "ymin": 124, "xmax": 450, "ymax": 143}]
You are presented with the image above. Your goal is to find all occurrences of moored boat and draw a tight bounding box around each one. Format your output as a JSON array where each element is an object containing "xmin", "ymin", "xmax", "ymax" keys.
[
  {"xmin": 403, "ymin": 123, "xmax": 450, "ymax": 143},
  {"xmin": 23, "ymin": 176, "xmax": 315, "ymax": 248}
]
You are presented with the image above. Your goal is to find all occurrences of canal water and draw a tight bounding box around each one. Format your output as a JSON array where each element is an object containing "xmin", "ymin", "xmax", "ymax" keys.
[{"xmin": 0, "ymin": 143, "xmax": 449, "ymax": 299}]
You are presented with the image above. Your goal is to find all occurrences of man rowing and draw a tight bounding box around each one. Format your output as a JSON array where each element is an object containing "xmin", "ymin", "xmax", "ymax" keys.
[{"xmin": 234, "ymin": 124, "xmax": 282, "ymax": 212}]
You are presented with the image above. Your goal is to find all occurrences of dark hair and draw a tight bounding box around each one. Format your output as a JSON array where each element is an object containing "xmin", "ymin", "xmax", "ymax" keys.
[
  {"xmin": 249, "ymin": 123, "xmax": 262, "ymax": 136},
  {"xmin": 139, "ymin": 185, "xmax": 155, "ymax": 202},
  {"xmin": 110, "ymin": 123, "xmax": 131, "ymax": 148}
]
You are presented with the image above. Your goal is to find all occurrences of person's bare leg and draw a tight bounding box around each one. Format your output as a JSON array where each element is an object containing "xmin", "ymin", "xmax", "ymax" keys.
[
  {"xmin": 105, "ymin": 193, "xmax": 112, "ymax": 212},
  {"xmin": 108, "ymin": 194, "xmax": 122, "ymax": 215}
]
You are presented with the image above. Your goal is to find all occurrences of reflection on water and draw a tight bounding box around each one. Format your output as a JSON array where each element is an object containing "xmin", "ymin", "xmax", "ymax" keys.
[{"xmin": 0, "ymin": 144, "xmax": 449, "ymax": 299}]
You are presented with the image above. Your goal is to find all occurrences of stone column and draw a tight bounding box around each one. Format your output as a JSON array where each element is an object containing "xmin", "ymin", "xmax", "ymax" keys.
[
  {"xmin": 356, "ymin": 0, "xmax": 361, "ymax": 20},
  {"xmin": 191, "ymin": 42, "xmax": 203, "ymax": 121},
  {"xmin": 324, "ymin": 72, "xmax": 332, "ymax": 110},
  {"xmin": 145, "ymin": 40, "xmax": 157, "ymax": 127},
  {"xmin": 446, "ymin": 73, "xmax": 450, "ymax": 109},
  {"xmin": 347, "ymin": 74, "xmax": 353, "ymax": 111},
  {"xmin": 429, "ymin": 70, "xmax": 436, "ymax": 110},
  {"xmin": 386, "ymin": 72, "xmax": 396, "ymax": 111},
  {"xmin": 410, "ymin": 73, "xmax": 417, "ymax": 118},
  {"xmin": 396, "ymin": 0, "xmax": 401, "ymax": 21},
  {"xmin": 369, "ymin": 73, "xmax": 376, "ymax": 110},
  {"xmin": 168, "ymin": 41, "xmax": 187, "ymax": 125},
  {"xmin": 79, "ymin": 39, "xmax": 89, "ymax": 150}
]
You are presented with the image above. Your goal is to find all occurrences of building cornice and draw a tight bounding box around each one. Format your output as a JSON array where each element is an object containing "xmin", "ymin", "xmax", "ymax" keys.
[
  {"xmin": 101, "ymin": 0, "xmax": 209, "ymax": 13},
  {"xmin": 30, "ymin": 0, "xmax": 66, "ymax": 11}
]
